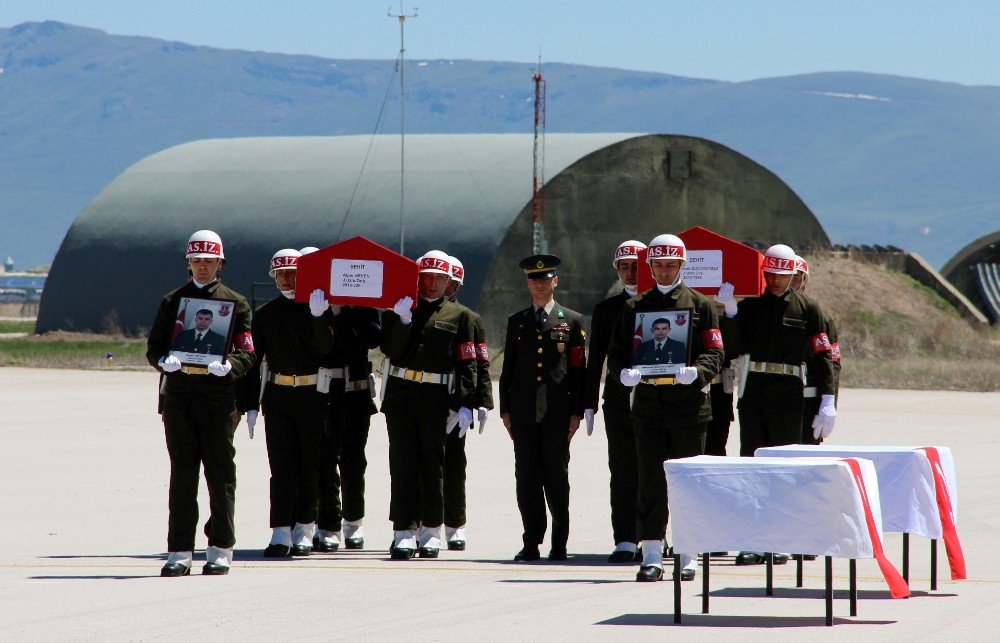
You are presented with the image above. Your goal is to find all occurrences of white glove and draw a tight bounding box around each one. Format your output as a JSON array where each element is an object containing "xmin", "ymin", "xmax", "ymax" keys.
[
  {"xmin": 159, "ymin": 355, "xmax": 182, "ymax": 373},
  {"xmin": 393, "ymin": 296, "xmax": 414, "ymax": 324},
  {"xmin": 584, "ymin": 409, "xmax": 595, "ymax": 436},
  {"xmin": 446, "ymin": 409, "xmax": 459, "ymax": 434},
  {"xmin": 309, "ymin": 289, "xmax": 329, "ymax": 317},
  {"xmin": 207, "ymin": 360, "xmax": 233, "ymax": 377},
  {"xmin": 715, "ymin": 282, "xmax": 738, "ymax": 318},
  {"xmin": 457, "ymin": 407, "xmax": 474, "ymax": 438},
  {"xmin": 675, "ymin": 366, "xmax": 699, "ymax": 385},
  {"xmin": 619, "ymin": 368, "xmax": 642, "ymax": 387},
  {"xmin": 477, "ymin": 407, "xmax": 488, "ymax": 434},
  {"xmin": 246, "ymin": 410, "xmax": 258, "ymax": 439},
  {"xmin": 812, "ymin": 394, "xmax": 837, "ymax": 440}
]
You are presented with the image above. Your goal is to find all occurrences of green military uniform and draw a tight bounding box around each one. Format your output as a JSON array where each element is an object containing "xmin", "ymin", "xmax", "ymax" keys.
[
  {"xmin": 442, "ymin": 305, "xmax": 493, "ymax": 534},
  {"xmin": 607, "ymin": 283, "xmax": 724, "ymax": 543},
  {"xmin": 720, "ymin": 289, "xmax": 835, "ymax": 456},
  {"xmin": 801, "ymin": 313, "xmax": 840, "ymax": 444},
  {"xmin": 243, "ymin": 295, "xmax": 335, "ymax": 537},
  {"xmin": 381, "ymin": 298, "xmax": 478, "ymax": 535},
  {"xmin": 146, "ymin": 280, "xmax": 255, "ymax": 555},
  {"xmin": 318, "ymin": 306, "xmax": 381, "ymax": 538},
  {"xmin": 499, "ymin": 300, "xmax": 587, "ymax": 554},
  {"xmin": 585, "ymin": 289, "xmax": 639, "ymax": 549}
]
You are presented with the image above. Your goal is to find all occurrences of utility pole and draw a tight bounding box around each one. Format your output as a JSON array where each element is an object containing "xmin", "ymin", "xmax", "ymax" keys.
[
  {"xmin": 388, "ymin": 2, "xmax": 418, "ymax": 255},
  {"xmin": 531, "ymin": 57, "xmax": 547, "ymax": 254}
]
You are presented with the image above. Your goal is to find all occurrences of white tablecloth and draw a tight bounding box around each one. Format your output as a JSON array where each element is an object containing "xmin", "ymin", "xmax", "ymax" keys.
[
  {"xmin": 664, "ymin": 455, "xmax": 882, "ymax": 558},
  {"xmin": 755, "ymin": 445, "xmax": 957, "ymax": 539}
]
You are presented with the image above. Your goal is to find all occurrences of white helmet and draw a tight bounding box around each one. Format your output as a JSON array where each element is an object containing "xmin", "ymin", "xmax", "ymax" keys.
[
  {"xmin": 269, "ymin": 248, "xmax": 301, "ymax": 277},
  {"xmin": 417, "ymin": 250, "xmax": 452, "ymax": 276},
  {"xmin": 763, "ymin": 244, "xmax": 797, "ymax": 275},
  {"xmin": 448, "ymin": 255, "xmax": 465, "ymax": 284},
  {"xmin": 646, "ymin": 234, "xmax": 686, "ymax": 264},
  {"xmin": 186, "ymin": 230, "xmax": 224, "ymax": 260},
  {"xmin": 299, "ymin": 246, "xmax": 320, "ymax": 255},
  {"xmin": 793, "ymin": 254, "xmax": 809, "ymax": 276},
  {"xmin": 613, "ymin": 240, "xmax": 647, "ymax": 267}
]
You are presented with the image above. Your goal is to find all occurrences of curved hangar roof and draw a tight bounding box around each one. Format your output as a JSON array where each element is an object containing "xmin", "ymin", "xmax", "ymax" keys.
[
  {"xmin": 941, "ymin": 230, "xmax": 1000, "ymax": 323},
  {"xmin": 38, "ymin": 134, "xmax": 830, "ymax": 334}
]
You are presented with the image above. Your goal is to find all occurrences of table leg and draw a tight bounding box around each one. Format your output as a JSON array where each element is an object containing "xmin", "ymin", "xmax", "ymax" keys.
[
  {"xmin": 902, "ymin": 532, "xmax": 909, "ymax": 584},
  {"xmin": 824, "ymin": 556, "xmax": 834, "ymax": 626},
  {"xmin": 796, "ymin": 555, "xmax": 804, "ymax": 588},
  {"xmin": 931, "ymin": 539, "xmax": 938, "ymax": 591},
  {"xmin": 673, "ymin": 553, "xmax": 682, "ymax": 624},
  {"xmin": 849, "ymin": 559, "xmax": 857, "ymax": 616},
  {"xmin": 702, "ymin": 552, "xmax": 710, "ymax": 614},
  {"xmin": 766, "ymin": 552, "xmax": 774, "ymax": 596}
]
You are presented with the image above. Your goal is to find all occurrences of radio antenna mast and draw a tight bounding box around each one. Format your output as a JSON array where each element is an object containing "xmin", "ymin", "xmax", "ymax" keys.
[
  {"xmin": 388, "ymin": 2, "xmax": 418, "ymax": 254},
  {"xmin": 531, "ymin": 55, "xmax": 547, "ymax": 254}
]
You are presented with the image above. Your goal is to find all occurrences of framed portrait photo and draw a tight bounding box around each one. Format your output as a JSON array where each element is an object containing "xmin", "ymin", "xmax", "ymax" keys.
[
  {"xmin": 630, "ymin": 308, "xmax": 694, "ymax": 377},
  {"xmin": 167, "ymin": 297, "xmax": 237, "ymax": 367}
]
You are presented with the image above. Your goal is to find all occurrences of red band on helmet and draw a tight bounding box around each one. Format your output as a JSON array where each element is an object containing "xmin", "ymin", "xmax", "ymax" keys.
[
  {"xmin": 795, "ymin": 258, "xmax": 809, "ymax": 273},
  {"xmin": 234, "ymin": 332, "xmax": 254, "ymax": 352},
  {"xmin": 764, "ymin": 255, "xmax": 794, "ymax": 271},
  {"xmin": 701, "ymin": 328, "xmax": 724, "ymax": 350},
  {"xmin": 476, "ymin": 343, "xmax": 489, "ymax": 362},
  {"xmin": 270, "ymin": 256, "xmax": 298, "ymax": 271},
  {"xmin": 615, "ymin": 245, "xmax": 641, "ymax": 259},
  {"xmin": 568, "ymin": 345, "xmax": 586, "ymax": 367},
  {"xmin": 830, "ymin": 342, "xmax": 841, "ymax": 363},
  {"xmin": 647, "ymin": 245, "xmax": 685, "ymax": 259},
  {"xmin": 452, "ymin": 265, "xmax": 464, "ymax": 280},
  {"xmin": 187, "ymin": 241, "xmax": 222, "ymax": 256},
  {"xmin": 456, "ymin": 342, "xmax": 476, "ymax": 361},
  {"xmin": 420, "ymin": 257, "xmax": 451, "ymax": 273},
  {"xmin": 810, "ymin": 332, "xmax": 831, "ymax": 354}
]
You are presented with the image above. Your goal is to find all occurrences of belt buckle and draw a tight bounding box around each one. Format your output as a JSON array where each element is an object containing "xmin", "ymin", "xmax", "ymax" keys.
[
  {"xmin": 765, "ymin": 363, "xmax": 780, "ymax": 374},
  {"xmin": 404, "ymin": 369, "xmax": 419, "ymax": 382}
]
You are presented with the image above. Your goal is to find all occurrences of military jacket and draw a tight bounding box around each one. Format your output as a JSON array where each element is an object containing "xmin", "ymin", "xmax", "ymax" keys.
[
  {"xmin": 454, "ymin": 299, "xmax": 495, "ymax": 410},
  {"xmin": 146, "ymin": 279, "xmax": 255, "ymax": 409},
  {"xmin": 381, "ymin": 297, "xmax": 477, "ymax": 411},
  {"xmin": 805, "ymin": 313, "xmax": 840, "ymax": 392},
  {"xmin": 498, "ymin": 300, "xmax": 587, "ymax": 425},
  {"xmin": 607, "ymin": 283, "xmax": 724, "ymax": 423},
  {"xmin": 720, "ymin": 289, "xmax": 835, "ymax": 396},
  {"xmin": 585, "ymin": 290, "xmax": 632, "ymax": 410}
]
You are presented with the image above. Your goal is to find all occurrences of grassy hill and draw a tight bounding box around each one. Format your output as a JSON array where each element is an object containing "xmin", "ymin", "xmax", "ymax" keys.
[{"xmin": 2, "ymin": 21, "xmax": 1000, "ymax": 270}]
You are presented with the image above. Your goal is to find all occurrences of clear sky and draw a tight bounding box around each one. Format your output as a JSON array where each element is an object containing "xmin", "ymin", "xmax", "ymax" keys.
[{"xmin": 2, "ymin": 0, "xmax": 998, "ymax": 86}]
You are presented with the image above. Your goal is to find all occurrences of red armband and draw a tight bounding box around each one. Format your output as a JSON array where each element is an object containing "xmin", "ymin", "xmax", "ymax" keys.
[
  {"xmin": 830, "ymin": 341, "xmax": 841, "ymax": 363},
  {"xmin": 568, "ymin": 345, "xmax": 586, "ymax": 367},
  {"xmin": 476, "ymin": 342, "xmax": 490, "ymax": 362},
  {"xmin": 810, "ymin": 332, "xmax": 831, "ymax": 354},
  {"xmin": 234, "ymin": 332, "xmax": 254, "ymax": 352},
  {"xmin": 456, "ymin": 341, "xmax": 476, "ymax": 361},
  {"xmin": 700, "ymin": 328, "xmax": 724, "ymax": 350}
]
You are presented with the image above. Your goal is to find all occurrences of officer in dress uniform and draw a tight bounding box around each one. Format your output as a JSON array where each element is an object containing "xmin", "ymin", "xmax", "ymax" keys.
[
  {"xmin": 437, "ymin": 255, "xmax": 493, "ymax": 551},
  {"xmin": 584, "ymin": 240, "xmax": 645, "ymax": 563},
  {"xmin": 791, "ymin": 254, "xmax": 841, "ymax": 445},
  {"xmin": 499, "ymin": 254, "xmax": 587, "ymax": 562},
  {"xmin": 716, "ymin": 243, "xmax": 837, "ymax": 566},
  {"xmin": 146, "ymin": 230, "xmax": 255, "ymax": 577},
  {"xmin": 381, "ymin": 250, "xmax": 478, "ymax": 560},
  {"xmin": 607, "ymin": 234, "xmax": 724, "ymax": 583},
  {"xmin": 242, "ymin": 249, "xmax": 335, "ymax": 557}
]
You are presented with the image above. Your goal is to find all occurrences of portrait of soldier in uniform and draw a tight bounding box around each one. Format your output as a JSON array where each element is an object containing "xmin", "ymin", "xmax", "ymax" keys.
[
  {"xmin": 630, "ymin": 310, "xmax": 692, "ymax": 375},
  {"xmin": 169, "ymin": 301, "xmax": 235, "ymax": 364}
]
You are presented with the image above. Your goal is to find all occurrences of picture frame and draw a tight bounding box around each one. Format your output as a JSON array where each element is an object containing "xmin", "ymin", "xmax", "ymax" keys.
[
  {"xmin": 630, "ymin": 307, "xmax": 694, "ymax": 376},
  {"xmin": 167, "ymin": 297, "xmax": 237, "ymax": 367}
]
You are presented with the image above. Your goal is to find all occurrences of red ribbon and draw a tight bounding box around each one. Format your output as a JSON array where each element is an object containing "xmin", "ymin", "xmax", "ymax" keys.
[
  {"xmin": 840, "ymin": 458, "xmax": 910, "ymax": 599},
  {"xmin": 918, "ymin": 447, "xmax": 966, "ymax": 580}
]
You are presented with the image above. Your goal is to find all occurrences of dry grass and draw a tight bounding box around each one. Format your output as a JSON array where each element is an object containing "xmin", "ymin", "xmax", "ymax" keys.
[
  {"xmin": 804, "ymin": 255, "xmax": 1000, "ymax": 392},
  {"xmin": 0, "ymin": 331, "xmax": 148, "ymax": 370}
]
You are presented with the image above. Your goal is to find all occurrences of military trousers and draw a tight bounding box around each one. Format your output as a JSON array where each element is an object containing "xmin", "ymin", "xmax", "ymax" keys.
[
  {"xmin": 602, "ymin": 398, "xmax": 638, "ymax": 546},
  {"xmin": 318, "ymin": 388, "xmax": 374, "ymax": 530},
  {"xmin": 632, "ymin": 413, "xmax": 706, "ymax": 542},
  {"xmin": 800, "ymin": 395, "xmax": 822, "ymax": 445},
  {"xmin": 262, "ymin": 385, "xmax": 327, "ymax": 528},
  {"xmin": 737, "ymin": 374, "xmax": 804, "ymax": 457},
  {"xmin": 512, "ymin": 416, "xmax": 571, "ymax": 549},
  {"xmin": 705, "ymin": 383, "xmax": 734, "ymax": 456},
  {"xmin": 443, "ymin": 429, "xmax": 468, "ymax": 529},
  {"xmin": 162, "ymin": 397, "xmax": 238, "ymax": 552},
  {"xmin": 384, "ymin": 380, "xmax": 449, "ymax": 531}
]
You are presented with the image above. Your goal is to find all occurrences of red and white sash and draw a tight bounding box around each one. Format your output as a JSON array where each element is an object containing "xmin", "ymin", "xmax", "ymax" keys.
[{"xmin": 918, "ymin": 447, "xmax": 966, "ymax": 580}]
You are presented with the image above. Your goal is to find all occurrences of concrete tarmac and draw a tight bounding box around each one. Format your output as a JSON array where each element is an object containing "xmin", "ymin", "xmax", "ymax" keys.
[{"xmin": 0, "ymin": 368, "xmax": 997, "ymax": 640}]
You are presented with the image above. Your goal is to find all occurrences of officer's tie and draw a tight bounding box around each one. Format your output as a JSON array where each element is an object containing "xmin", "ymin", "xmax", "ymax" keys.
[
  {"xmin": 194, "ymin": 332, "xmax": 204, "ymax": 350},
  {"xmin": 535, "ymin": 307, "xmax": 547, "ymax": 330},
  {"xmin": 654, "ymin": 342, "xmax": 663, "ymax": 359}
]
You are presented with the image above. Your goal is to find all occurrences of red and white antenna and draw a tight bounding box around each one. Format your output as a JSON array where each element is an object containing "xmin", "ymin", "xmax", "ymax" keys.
[{"xmin": 531, "ymin": 56, "xmax": 547, "ymax": 254}]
